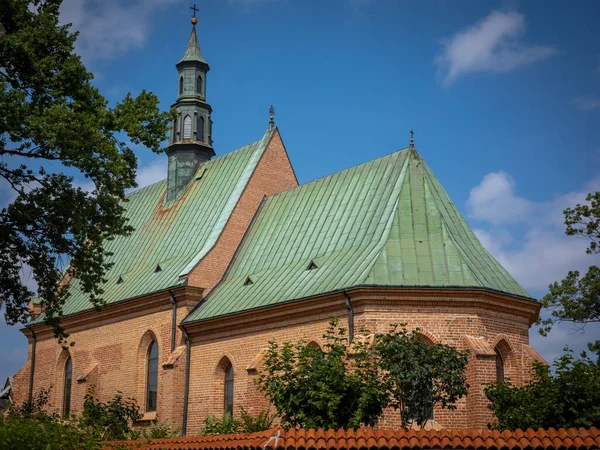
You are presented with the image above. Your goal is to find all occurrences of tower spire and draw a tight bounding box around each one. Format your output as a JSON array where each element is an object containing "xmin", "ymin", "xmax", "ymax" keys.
[{"xmin": 165, "ymin": 8, "xmax": 214, "ymax": 202}]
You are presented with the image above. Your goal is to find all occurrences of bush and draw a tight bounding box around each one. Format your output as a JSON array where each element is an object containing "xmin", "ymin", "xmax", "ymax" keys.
[
  {"xmin": 256, "ymin": 318, "xmax": 470, "ymax": 430},
  {"xmin": 200, "ymin": 407, "xmax": 275, "ymax": 435},
  {"xmin": 485, "ymin": 348, "xmax": 600, "ymax": 430},
  {"xmin": 0, "ymin": 389, "xmax": 100, "ymax": 450},
  {"xmin": 0, "ymin": 387, "xmax": 152, "ymax": 449},
  {"xmin": 127, "ymin": 419, "xmax": 180, "ymax": 440},
  {"xmin": 80, "ymin": 390, "xmax": 141, "ymax": 440},
  {"xmin": 255, "ymin": 318, "xmax": 387, "ymax": 430}
]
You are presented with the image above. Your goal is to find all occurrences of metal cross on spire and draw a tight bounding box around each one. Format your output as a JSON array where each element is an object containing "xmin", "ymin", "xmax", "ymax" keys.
[
  {"xmin": 269, "ymin": 105, "xmax": 276, "ymax": 130},
  {"xmin": 409, "ymin": 129, "xmax": 415, "ymax": 148},
  {"xmin": 190, "ymin": 3, "xmax": 199, "ymax": 17}
]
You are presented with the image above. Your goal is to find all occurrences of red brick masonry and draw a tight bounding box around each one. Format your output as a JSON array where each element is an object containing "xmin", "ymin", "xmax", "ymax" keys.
[{"xmin": 111, "ymin": 427, "xmax": 600, "ymax": 450}]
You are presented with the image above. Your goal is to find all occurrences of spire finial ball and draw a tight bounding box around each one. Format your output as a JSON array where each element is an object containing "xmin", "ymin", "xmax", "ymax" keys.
[{"xmin": 191, "ymin": 16, "xmax": 198, "ymax": 25}]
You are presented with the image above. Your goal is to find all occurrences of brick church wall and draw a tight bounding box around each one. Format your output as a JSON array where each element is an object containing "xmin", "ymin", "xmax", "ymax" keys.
[{"xmin": 182, "ymin": 291, "xmax": 539, "ymax": 434}]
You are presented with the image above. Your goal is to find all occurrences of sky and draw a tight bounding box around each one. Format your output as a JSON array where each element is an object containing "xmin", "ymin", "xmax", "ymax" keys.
[{"xmin": 1, "ymin": 0, "xmax": 600, "ymax": 382}]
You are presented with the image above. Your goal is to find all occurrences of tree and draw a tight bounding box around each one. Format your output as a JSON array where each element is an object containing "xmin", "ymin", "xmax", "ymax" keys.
[
  {"xmin": 255, "ymin": 319, "xmax": 470, "ymax": 430},
  {"xmin": 255, "ymin": 318, "xmax": 389, "ymax": 430},
  {"xmin": 485, "ymin": 348, "xmax": 600, "ymax": 430},
  {"xmin": 374, "ymin": 325, "xmax": 470, "ymax": 428},
  {"xmin": 0, "ymin": 0, "xmax": 172, "ymax": 339},
  {"xmin": 538, "ymin": 192, "xmax": 600, "ymax": 354}
]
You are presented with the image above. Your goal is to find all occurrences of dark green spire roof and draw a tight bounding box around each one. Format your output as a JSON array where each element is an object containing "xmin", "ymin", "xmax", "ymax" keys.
[{"xmin": 178, "ymin": 25, "xmax": 208, "ymax": 65}]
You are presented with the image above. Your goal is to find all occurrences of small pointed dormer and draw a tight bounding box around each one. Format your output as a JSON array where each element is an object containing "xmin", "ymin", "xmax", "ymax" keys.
[{"xmin": 165, "ymin": 11, "xmax": 215, "ymax": 202}]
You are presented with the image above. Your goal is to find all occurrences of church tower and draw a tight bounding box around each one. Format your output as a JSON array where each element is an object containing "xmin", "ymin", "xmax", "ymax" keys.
[{"xmin": 165, "ymin": 11, "xmax": 214, "ymax": 201}]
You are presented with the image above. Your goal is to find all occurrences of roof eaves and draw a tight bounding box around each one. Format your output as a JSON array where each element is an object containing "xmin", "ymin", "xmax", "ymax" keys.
[{"xmin": 182, "ymin": 283, "xmax": 537, "ymax": 325}]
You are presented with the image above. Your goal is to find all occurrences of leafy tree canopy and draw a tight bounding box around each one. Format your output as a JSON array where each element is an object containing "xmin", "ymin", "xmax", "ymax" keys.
[
  {"xmin": 255, "ymin": 318, "xmax": 388, "ymax": 430},
  {"xmin": 485, "ymin": 348, "xmax": 600, "ymax": 430},
  {"xmin": 255, "ymin": 318, "xmax": 469, "ymax": 430},
  {"xmin": 538, "ymin": 192, "xmax": 600, "ymax": 355},
  {"xmin": 375, "ymin": 325, "xmax": 469, "ymax": 428},
  {"xmin": 0, "ymin": 0, "xmax": 172, "ymax": 339}
]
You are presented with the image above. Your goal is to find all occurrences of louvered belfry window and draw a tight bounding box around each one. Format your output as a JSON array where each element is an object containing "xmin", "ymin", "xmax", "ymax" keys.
[
  {"xmin": 183, "ymin": 115, "xmax": 192, "ymax": 140},
  {"xmin": 179, "ymin": 76, "xmax": 184, "ymax": 95},
  {"xmin": 197, "ymin": 75, "xmax": 203, "ymax": 95},
  {"xmin": 198, "ymin": 116, "xmax": 205, "ymax": 142},
  {"xmin": 173, "ymin": 117, "xmax": 178, "ymax": 142}
]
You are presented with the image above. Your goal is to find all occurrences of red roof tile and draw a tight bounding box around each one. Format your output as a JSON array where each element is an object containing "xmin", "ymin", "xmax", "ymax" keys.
[{"xmin": 106, "ymin": 426, "xmax": 600, "ymax": 450}]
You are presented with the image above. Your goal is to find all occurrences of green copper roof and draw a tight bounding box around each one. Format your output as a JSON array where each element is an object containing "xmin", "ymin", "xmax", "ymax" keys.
[
  {"xmin": 178, "ymin": 25, "xmax": 208, "ymax": 65},
  {"xmin": 184, "ymin": 148, "xmax": 531, "ymax": 324},
  {"xmin": 34, "ymin": 130, "xmax": 275, "ymax": 322}
]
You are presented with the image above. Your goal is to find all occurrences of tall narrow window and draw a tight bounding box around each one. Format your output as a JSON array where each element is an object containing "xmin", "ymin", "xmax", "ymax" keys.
[
  {"xmin": 224, "ymin": 362, "xmax": 234, "ymax": 415},
  {"xmin": 197, "ymin": 75, "xmax": 203, "ymax": 95},
  {"xmin": 495, "ymin": 348, "xmax": 505, "ymax": 382},
  {"xmin": 179, "ymin": 76, "xmax": 184, "ymax": 95},
  {"xmin": 197, "ymin": 116, "xmax": 205, "ymax": 142},
  {"xmin": 173, "ymin": 117, "xmax": 179, "ymax": 143},
  {"xmin": 183, "ymin": 115, "xmax": 192, "ymax": 140},
  {"xmin": 146, "ymin": 341, "xmax": 158, "ymax": 412},
  {"xmin": 62, "ymin": 357, "xmax": 72, "ymax": 417}
]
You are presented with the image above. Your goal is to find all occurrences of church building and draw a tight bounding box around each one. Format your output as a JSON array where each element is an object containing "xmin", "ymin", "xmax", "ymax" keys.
[{"xmin": 12, "ymin": 14, "xmax": 544, "ymax": 433}]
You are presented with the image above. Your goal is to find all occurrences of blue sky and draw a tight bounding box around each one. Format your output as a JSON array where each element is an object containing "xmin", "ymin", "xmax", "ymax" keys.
[{"xmin": 1, "ymin": 0, "xmax": 599, "ymax": 382}]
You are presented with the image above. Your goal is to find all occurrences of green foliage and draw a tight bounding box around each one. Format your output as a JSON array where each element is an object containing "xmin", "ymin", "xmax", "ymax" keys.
[
  {"xmin": 200, "ymin": 412, "xmax": 241, "ymax": 436},
  {"xmin": 374, "ymin": 325, "xmax": 470, "ymax": 429},
  {"xmin": 0, "ymin": 0, "xmax": 172, "ymax": 341},
  {"xmin": 256, "ymin": 319, "xmax": 470, "ymax": 430},
  {"xmin": 0, "ymin": 388, "xmax": 100, "ymax": 450},
  {"xmin": 199, "ymin": 407, "xmax": 275, "ymax": 435},
  {"xmin": 127, "ymin": 419, "xmax": 179, "ymax": 440},
  {"xmin": 256, "ymin": 318, "xmax": 388, "ymax": 430},
  {"xmin": 238, "ymin": 406, "xmax": 276, "ymax": 433},
  {"xmin": 565, "ymin": 191, "xmax": 600, "ymax": 254},
  {"xmin": 80, "ymin": 390, "xmax": 141, "ymax": 440},
  {"xmin": 485, "ymin": 349, "xmax": 600, "ymax": 430},
  {"xmin": 538, "ymin": 191, "xmax": 600, "ymax": 355}
]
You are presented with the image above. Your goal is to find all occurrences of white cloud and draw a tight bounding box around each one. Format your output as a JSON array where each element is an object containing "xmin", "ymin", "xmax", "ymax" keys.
[
  {"xmin": 132, "ymin": 159, "xmax": 166, "ymax": 192},
  {"xmin": 571, "ymin": 96, "xmax": 600, "ymax": 112},
  {"xmin": 436, "ymin": 11, "xmax": 557, "ymax": 84},
  {"xmin": 530, "ymin": 321, "xmax": 600, "ymax": 364},
  {"xmin": 468, "ymin": 172, "xmax": 532, "ymax": 225},
  {"xmin": 59, "ymin": 0, "xmax": 176, "ymax": 63},
  {"xmin": 468, "ymin": 171, "xmax": 600, "ymax": 291},
  {"xmin": 468, "ymin": 172, "xmax": 600, "ymax": 362}
]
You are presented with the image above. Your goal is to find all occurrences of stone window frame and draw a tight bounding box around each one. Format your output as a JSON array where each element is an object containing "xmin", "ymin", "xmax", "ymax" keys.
[
  {"xmin": 492, "ymin": 337, "xmax": 515, "ymax": 382},
  {"xmin": 54, "ymin": 349, "xmax": 72, "ymax": 416},
  {"xmin": 136, "ymin": 329, "xmax": 161, "ymax": 414},
  {"xmin": 62, "ymin": 356, "xmax": 73, "ymax": 418},
  {"xmin": 214, "ymin": 355, "xmax": 235, "ymax": 416}
]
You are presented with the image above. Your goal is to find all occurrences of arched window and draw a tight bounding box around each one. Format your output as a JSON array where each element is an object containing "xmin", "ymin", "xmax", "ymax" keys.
[
  {"xmin": 62, "ymin": 357, "xmax": 72, "ymax": 417},
  {"xmin": 183, "ymin": 115, "xmax": 192, "ymax": 140},
  {"xmin": 179, "ymin": 76, "xmax": 184, "ymax": 95},
  {"xmin": 146, "ymin": 341, "xmax": 158, "ymax": 412},
  {"xmin": 224, "ymin": 362, "xmax": 234, "ymax": 415},
  {"xmin": 197, "ymin": 116, "xmax": 205, "ymax": 142},
  {"xmin": 173, "ymin": 117, "xmax": 178, "ymax": 143},
  {"xmin": 495, "ymin": 347, "xmax": 505, "ymax": 382},
  {"xmin": 197, "ymin": 75, "xmax": 203, "ymax": 95}
]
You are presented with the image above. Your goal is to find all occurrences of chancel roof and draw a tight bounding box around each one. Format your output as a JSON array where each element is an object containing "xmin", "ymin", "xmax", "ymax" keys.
[{"xmin": 184, "ymin": 147, "xmax": 531, "ymax": 324}]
